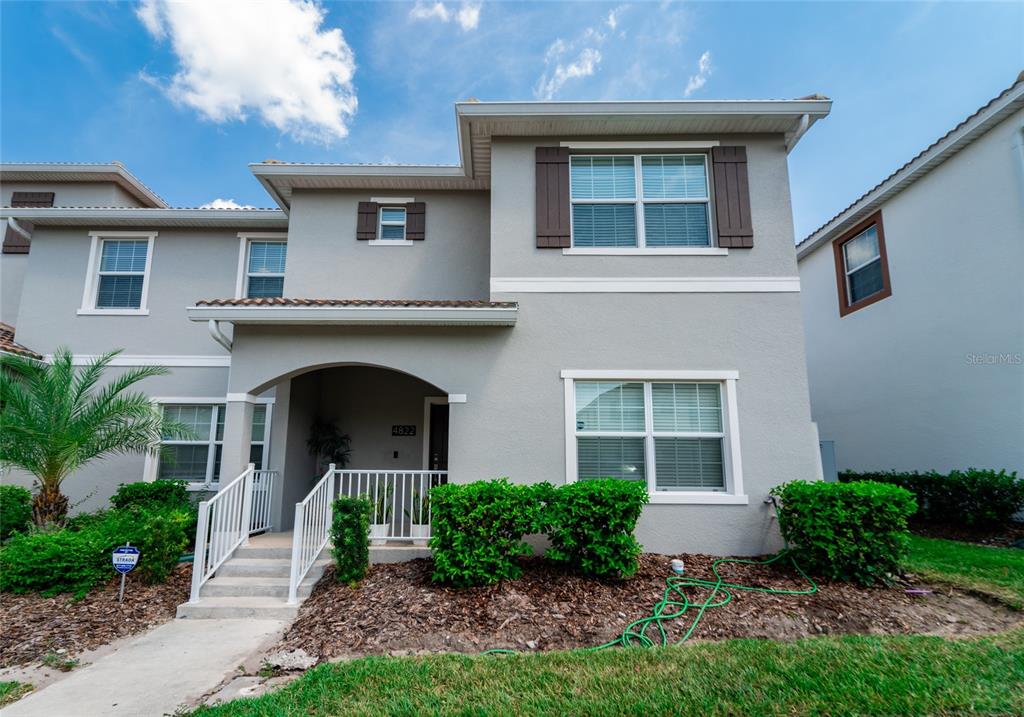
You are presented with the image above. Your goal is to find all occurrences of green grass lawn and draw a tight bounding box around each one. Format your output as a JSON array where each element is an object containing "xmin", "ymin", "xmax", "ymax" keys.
[
  {"xmin": 194, "ymin": 630, "xmax": 1024, "ymax": 717},
  {"xmin": 0, "ymin": 681, "xmax": 33, "ymax": 708},
  {"xmin": 904, "ymin": 535, "xmax": 1024, "ymax": 608}
]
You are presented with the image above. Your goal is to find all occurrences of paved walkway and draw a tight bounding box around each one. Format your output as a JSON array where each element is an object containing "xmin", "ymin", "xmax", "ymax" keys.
[{"xmin": 4, "ymin": 618, "xmax": 285, "ymax": 717}]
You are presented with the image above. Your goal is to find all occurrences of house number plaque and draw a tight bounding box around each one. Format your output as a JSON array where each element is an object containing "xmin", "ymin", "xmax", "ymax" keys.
[{"xmin": 392, "ymin": 425, "xmax": 416, "ymax": 436}]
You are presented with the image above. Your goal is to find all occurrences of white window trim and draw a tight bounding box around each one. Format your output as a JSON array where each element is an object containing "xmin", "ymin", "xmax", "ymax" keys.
[
  {"xmin": 143, "ymin": 396, "xmax": 274, "ymax": 490},
  {"xmin": 560, "ymin": 370, "xmax": 746, "ymax": 505},
  {"xmin": 375, "ymin": 205, "xmax": 409, "ymax": 244},
  {"xmin": 78, "ymin": 231, "xmax": 156, "ymax": 315},
  {"xmin": 235, "ymin": 232, "xmax": 288, "ymax": 299},
  {"xmin": 568, "ymin": 153, "xmax": 716, "ymax": 252}
]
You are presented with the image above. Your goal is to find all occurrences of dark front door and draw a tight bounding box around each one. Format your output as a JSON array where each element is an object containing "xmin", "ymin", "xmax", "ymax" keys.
[{"xmin": 428, "ymin": 403, "xmax": 449, "ymax": 471}]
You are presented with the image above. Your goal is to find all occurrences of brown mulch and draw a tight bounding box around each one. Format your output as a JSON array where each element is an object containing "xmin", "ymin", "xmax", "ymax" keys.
[
  {"xmin": 912, "ymin": 522, "xmax": 1024, "ymax": 547},
  {"xmin": 0, "ymin": 564, "xmax": 191, "ymax": 668},
  {"xmin": 277, "ymin": 554, "xmax": 1023, "ymax": 662}
]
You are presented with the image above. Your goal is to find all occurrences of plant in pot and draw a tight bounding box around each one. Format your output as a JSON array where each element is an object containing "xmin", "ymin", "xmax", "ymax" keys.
[
  {"xmin": 369, "ymin": 483, "xmax": 394, "ymax": 545},
  {"xmin": 405, "ymin": 490, "xmax": 431, "ymax": 546},
  {"xmin": 306, "ymin": 419, "xmax": 351, "ymax": 487}
]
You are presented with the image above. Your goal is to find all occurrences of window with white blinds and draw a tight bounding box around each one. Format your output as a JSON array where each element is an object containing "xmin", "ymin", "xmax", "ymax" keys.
[
  {"xmin": 95, "ymin": 240, "xmax": 149, "ymax": 309},
  {"xmin": 569, "ymin": 154, "xmax": 712, "ymax": 248},
  {"xmin": 572, "ymin": 379, "xmax": 732, "ymax": 493},
  {"xmin": 158, "ymin": 403, "xmax": 269, "ymax": 485},
  {"xmin": 246, "ymin": 241, "xmax": 287, "ymax": 298}
]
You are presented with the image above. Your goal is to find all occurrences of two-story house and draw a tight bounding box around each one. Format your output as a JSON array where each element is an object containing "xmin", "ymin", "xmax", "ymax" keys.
[
  {"xmin": 797, "ymin": 75, "xmax": 1024, "ymax": 479},
  {"xmin": 2, "ymin": 97, "xmax": 830, "ymax": 596}
]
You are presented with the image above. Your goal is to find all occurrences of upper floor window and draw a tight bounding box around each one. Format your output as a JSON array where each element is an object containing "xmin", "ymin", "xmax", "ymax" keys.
[
  {"xmin": 79, "ymin": 232, "xmax": 155, "ymax": 315},
  {"xmin": 236, "ymin": 233, "xmax": 287, "ymax": 299},
  {"xmin": 378, "ymin": 206, "xmax": 407, "ymax": 241},
  {"xmin": 569, "ymin": 154, "xmax": 711, "ymax": 249},
  {"xmin": 832, "ymin": 211, "xmax": 892, "ymax": 316}
]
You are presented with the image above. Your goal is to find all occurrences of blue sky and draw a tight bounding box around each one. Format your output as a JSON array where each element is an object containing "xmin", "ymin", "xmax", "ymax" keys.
[{"xmin": 1, "ymin": 1, "xmax": 1021, "ymax": 238}]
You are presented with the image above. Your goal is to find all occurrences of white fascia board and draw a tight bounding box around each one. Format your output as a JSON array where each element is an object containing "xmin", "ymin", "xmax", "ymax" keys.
[
  {"xmin": 0, "ymin": 207, "xmax": 288, "ymax": 228},
  {"xmin": 249, "ymin": 163, "xmax": 467, "ymax": 178},
  {"xmin": 186, "ymin": 305, "xmax": 518, "ymax": 326},
  {"xmin": 455, "ymin": 99, "xmax": 832, "ymax": 118}
]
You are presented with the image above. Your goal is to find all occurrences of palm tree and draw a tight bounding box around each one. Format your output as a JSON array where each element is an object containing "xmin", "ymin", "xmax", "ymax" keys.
[{"xmin": 0, "ymin": 348, "xmax": 185, "ymax": 526}]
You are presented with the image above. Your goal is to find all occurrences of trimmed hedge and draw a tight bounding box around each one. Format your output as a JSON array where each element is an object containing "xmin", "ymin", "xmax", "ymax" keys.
[
  {"xmin": 331, "ymin": 496, "xmax": 371, "ymax": 583},
  {"xmin": 429, "ymin": 479, "xmax": 548, "ymax": 587},
  {"xmin": 771, "ymin": 480, "xmax": 916, "ymax": 586},
  {"xmin": 545, "ymin": 480, "xmax": 648, "ymax": 579},
  {"xmin": 839, "ymin": 469, "xmax": 1023, "ymax": 528},
  {"xmin": 0, "ymin": 485, "xmax": 33, "ymax": 541},
  {"xmin": 111, "ymin": 480, "xmax": 191, "ymax": 513},
  {"xmin": 0, "ymin": 506, "xmax": 190, "ymax": 597}
]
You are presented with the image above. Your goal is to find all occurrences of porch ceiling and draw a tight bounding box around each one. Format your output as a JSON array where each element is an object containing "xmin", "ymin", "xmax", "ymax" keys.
[{"xmin": 187, "ymin": 297, "xmax": 518, "ymax": 326}]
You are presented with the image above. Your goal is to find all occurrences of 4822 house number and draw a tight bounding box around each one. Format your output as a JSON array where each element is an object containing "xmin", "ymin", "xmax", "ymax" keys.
[{"xmin": 391, "ymin": 425, "xmax": 416, "ymax": 437}]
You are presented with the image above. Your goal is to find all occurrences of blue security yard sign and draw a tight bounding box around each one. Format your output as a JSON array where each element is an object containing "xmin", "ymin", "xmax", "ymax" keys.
[{"xmin": 112, "ymin": 545, "xmax": 140, "ymax": 574}]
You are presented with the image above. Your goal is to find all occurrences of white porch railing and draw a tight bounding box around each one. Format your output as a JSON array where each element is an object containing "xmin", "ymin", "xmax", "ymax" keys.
[
  {"xmin": 288, "ymin": 464, "xmax": 337, "ymax": 604},
  {"xmin": 190, "ymin": 464, "xmax": 279, "ymax": 603}
]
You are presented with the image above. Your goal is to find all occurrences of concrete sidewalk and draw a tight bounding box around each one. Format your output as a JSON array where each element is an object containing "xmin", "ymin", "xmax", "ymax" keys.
[{"xmin": 4, "ymin": 618, "xmax": 285, "ymax": 716}]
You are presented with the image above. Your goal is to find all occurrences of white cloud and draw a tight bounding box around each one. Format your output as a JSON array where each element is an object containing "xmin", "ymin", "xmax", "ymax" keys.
[
  {"xmin": 409, "ymin": 1, "xmax": 481, "ymax": 31},
  {"xmin": 200, "ymin": 198, "xmax": 253, "ymax": 209},
  {"xmin": 684, "ymin": 50, "xmax": 712, "ymax": 97},
  {"xmin": 137, "ymin": 0, "xmax": 357, "ymax": 144},
  {"xmin": 535, "ymin": 47, "xmax": 602, "ymax": 100},
  {"xmin": 606, "ymin": 5, "xmax": 629, "ymax": 31}
]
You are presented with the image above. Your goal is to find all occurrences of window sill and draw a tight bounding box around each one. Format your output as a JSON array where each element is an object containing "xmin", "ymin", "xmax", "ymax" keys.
[
  {"xmin": 562, "ymin": 247, "xmax": 728, "ymax": 256},
  {"xmin": 648, "ymin": 493, "xmax": 748, "ymax": 505},
  {"xmin": 77, "ymin": 308, "xmax": 150, "ymax": 316},
  {"xmin": 368, "ymin": 240, "xmax": 414, "ymax": 247}
]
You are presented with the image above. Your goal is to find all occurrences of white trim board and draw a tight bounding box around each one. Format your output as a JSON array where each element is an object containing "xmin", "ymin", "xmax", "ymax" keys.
[
  {"xmin": 562, "ymin": 247, "xmax": 728, "ymax": 256},
  {"xmin": 52, "ymin": 354, "xmax": 231, "ymax": 367},
  {"xmin": 560, "ymin": 140, "xmax": 720, "ymax": 149},
  {"xmin": 491, "ymin": 277, "xmax": 800, "ymax": 293},
  {"xmin": 422, "ymin": 396, "xmax": 448, "ymax": 469}
]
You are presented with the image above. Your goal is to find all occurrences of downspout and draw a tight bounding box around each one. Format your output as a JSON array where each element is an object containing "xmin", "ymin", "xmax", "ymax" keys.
[
  {"xmin": 785, "ymin": 114, "xmax": 811, "ymax": 154},
  {"xmin": 6, "ymin": 216, "xmax": 32, "ymax": 240},
  {"xmin": 208, "ymin": 319, "xmax": 233, "ymax": 352}
]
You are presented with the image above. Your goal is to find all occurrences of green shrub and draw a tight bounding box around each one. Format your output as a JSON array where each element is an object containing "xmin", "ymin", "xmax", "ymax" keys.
[
  {"xmin": 111, "ymin": 480, "xmax": 198, "ymax": 548},
  {"xmin": 545, "ymin": 480, "xmax": 648, "ymax": 579},
  {"xmin": 839, "ymin": 469, "xmax": 1022, "ymax": 529},
  {"xmin": 331, "ymin": 497, "xmax": 371, "ymax": 583},
  {"xmin": 771, "ymin": 480, "xmax": 916, "ymax": 586},
  {"xmin": 430, "ymin": 479, "xmax": 548, "ymax": 587},
  {"xmin": 0, "ymin": 506, "xmax": 189, "ymax": 597},
  {"xmin": 0, "ymin": 485, "xmax": 33, "ymax": 541}
]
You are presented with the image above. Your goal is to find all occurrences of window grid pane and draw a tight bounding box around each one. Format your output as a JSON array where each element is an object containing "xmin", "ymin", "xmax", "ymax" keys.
[
  {"xmin": 159, "ymin": 445, "xmax": 210, "ymax": 482},
  {"xmin": 641, "ymin": 156, "xmax": 707, "ymax": 199},
  {"xmin": 380, "ymin": 224, "xmax": 406, "ymax": 240},
  {"xmin": 100, "ymin": 240, "xmax": 148, "ymax": 272},
  {"xmin": 380, "ymin": 207, "xmax": 406, "ymax": 223},
  {"xmin": 572, "ymin": 204, "xmax": 637, "ymax": 247},
  {"xmin": 578, "ymin": 437, "xmax": 646, "ymax": 482},
  {"xmin": 652, "ymin": 383, "xmax": 722, "ymax": 433},
  {"xmin": 575, "ymin": 381, "xmax": 645, "ymax": 432},
  {"xmin": 96, "ymin": 275, "xmax": 144, "ymax": 309},
  {"xmin": 251, "ymin": 405, "xmax": 267, "ymax": 442},
  {"xmin": 570, "ymin": 156, "xmax": 636, "ymax": 200},
  {"xmin": 643, "ymin": 203, "xmax": 710, "ymax": 247},
  {"xmin": 654, "ymin": 437, "xmax": 724, "ymax": 490},
  {"xmin": 248, "ymin": 242, "xmax": 286, "ymax": 274},
  {"xmin": 848, "ymin": 261, "xmax": 884, "ymax": 303},
  {"xmin": 247, "ymin": 276, "xmax": 284, "ymax": 298},
  {"xmin": 843, "ymin": 227, "xmax": 880, "ymax": 273}
]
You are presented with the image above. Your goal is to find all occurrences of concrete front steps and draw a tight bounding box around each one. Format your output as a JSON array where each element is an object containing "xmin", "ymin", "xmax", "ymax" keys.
[{"xmin": 177, "ymin": 537, "xmax": 328, "ymax": 620}]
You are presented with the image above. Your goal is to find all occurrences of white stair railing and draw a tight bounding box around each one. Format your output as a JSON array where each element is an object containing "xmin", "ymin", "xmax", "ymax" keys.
[
  {"xmin": 249, "ymin": 470, "xmax": 278, "ymax": 534},
  {"xmin": 189, "ymin": 463, "xmax": 256, "ymax": 603},
  {"xmin": 288, "ymin": 464, "xmax": 336, "ymax": 604}
]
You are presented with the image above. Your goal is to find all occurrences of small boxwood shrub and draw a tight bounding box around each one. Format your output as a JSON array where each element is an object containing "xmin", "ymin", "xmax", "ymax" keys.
[
  {"xmin": 839, "ymin": 469, "xmax": 1023, "ymax": 528},
  {"xmin": 0, "ymin": 506, "xmax": 190, "ymax": 597},
  {"xmin": 545, "ymin": 479, "xmax": 648, "ymax": 579},
  {"xmin": 430, "ymin": 479, "xmax": 548, "ymax": 587},
  {"xmin": 771, "ymin": 480, "xmax": 916, "ymax": 586},
  {"xmin": 0, "ymin": 485, "xmax": 33, "ymax": 541},
  {"xmin": 111, "ymin": 480, "xmax": 191, "ymax": 513},
  {"xmin": 331, "ymin": 496, "xmax": 371, "ymax": 583}
]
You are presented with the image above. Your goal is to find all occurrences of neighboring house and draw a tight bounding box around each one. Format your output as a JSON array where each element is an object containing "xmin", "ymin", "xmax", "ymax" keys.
[
  {"xmin": 797, "ymin": 75, "xmax": 1024, "ymax": 478},
  {"xmin": 1, "ymin": 95, "xmax": 830, "ymax": 564}
]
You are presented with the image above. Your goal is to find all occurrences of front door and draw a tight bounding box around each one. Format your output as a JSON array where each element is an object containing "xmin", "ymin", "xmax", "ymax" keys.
[{"xmin": 428, "ymin": 403, "xmax": 449, "ymax": 470}]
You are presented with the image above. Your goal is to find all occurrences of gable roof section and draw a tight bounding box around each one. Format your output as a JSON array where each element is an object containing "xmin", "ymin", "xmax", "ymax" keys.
[
  {"xmin": 797, "ymin": 74, "xmax": 1024, "ymax": 259},
  {"xmin": 252, "ymin": 96, "xmax": 832, "ymax": 209},
  {"xmin": 0, "ymin": 322, "xmax": 41, "ymax": 360},
  {"xmin": 0, "ymin": 162, "xmax": 169, "ymax": 208},
  {"xmin": 0, "ymin": 207, "xmax": 287, "ymax": 229}
]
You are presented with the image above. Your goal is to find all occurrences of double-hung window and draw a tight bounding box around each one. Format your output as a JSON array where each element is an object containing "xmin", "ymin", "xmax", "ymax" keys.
[
  {"xmin": 245, "ymin": 241, "xmax": 287, "ymax": 298},
  {"xmin": 378, "ymin": 207, "xmax": 407, "ymax": 241},
  {"xmin": 832, "ymin": 211, "xmax": 892, "ymax": 316},
  {"xmin": 158, "ymin": 403, "xmax": 269, "ymax": 487},
  {"xmin": 81, "ymin": 232, "xmax": 155, "ymax": 313},
  {"xmin": 565, "ymin": 372, "xmax": 744, "ymax": 503},
  {"xmin": 569, "ymin": 154, "xmax": 712, "ymax": 248}
]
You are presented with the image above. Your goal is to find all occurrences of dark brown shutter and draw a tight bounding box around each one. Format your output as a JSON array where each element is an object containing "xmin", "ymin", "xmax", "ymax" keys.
[
  {"xmin": 535, "ymin": 147, "xmax": 570, "ymax": 248},
  {"xmin": 356, "ymin": 201, "xmax": 378, "ymax": 240},
  {"xmin": 711, "ymin": 146, "xmax": 754, "ymax": 248},
  {"xmin": 10, "ymin": 192, "xmax": 55, "ymax": 208},
  {"xmin": 406, "ymin": 202, "xmax": 426, "ymax": 240},
  {"xmin": 2, "ymin": 220, "xmax": 33, "ymax": 254}
]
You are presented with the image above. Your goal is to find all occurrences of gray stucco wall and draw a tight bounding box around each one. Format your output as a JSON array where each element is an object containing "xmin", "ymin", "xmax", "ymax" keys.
[
  {"xmin": 1, "ymin": 252, "xmax": 28, "ymax": 326},
  {"xmin": 1, "ymin": 181, "xmax": 146, "ymax": 208},
  {"xmin": 285, "ymin": 189, "xmax": 490, "ymax": 300},
  {"xmin": 799, "ymin": 109, "xmax": 1024, "ymax": 477}
]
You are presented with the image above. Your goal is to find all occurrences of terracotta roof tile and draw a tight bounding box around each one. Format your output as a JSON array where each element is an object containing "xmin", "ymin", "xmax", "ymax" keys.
[
  {"xmin": 0, "ymin": 323, "xmax": 42, "ymax": 359},
  {"xmin": 194, "ymin": 298, "xmax": 518, "ymax": 309}
]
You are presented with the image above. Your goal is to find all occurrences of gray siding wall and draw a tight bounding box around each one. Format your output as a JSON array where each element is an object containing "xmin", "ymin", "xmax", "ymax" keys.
[
  {"xmin": 799, "ymin": 109, "xmax": 1024, "ymax": 477},
  {"xmin": 285, "ymin": 189, "xmax": 490, "ymax": 300},
  {"xmin": 1, "ymin": 181, "xmax": 146, "ymax": 208}
]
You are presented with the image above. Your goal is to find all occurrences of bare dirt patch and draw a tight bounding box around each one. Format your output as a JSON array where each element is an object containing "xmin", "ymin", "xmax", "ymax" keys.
[
  {"xmin": 0, "ymin": 563, "xmax": 190, "ymax": 668},
  {"xmin": 278, "ymin": 554, "xmax": 1023, "ymax": 662}
]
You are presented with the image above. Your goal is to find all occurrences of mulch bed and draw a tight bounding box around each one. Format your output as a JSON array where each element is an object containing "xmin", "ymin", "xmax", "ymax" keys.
[
  {"xmin": 912, "ymin": 522, "xmax": 1024, "ymax": 548},
  {"xmin": 277, "ymin": 554, "xmax": 1023, "ymax": 663},
  {"xmin": 0, "ymin": 564, "xmax": 191, "ymax": 668}
]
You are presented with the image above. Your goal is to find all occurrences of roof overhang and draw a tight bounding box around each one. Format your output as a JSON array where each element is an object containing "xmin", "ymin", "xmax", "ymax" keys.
[
  {"xmin": 251, "ymin": 97, "xmax": 831, "ymax": 209},
  {"xmin": 0, "ymin": 207, "xmax": 288, "ymax": 229},
  {"xmin": 797, "ymin": 78, "xmax": 1024, "ymax": 259},
  {"xmin": 0, "ymin": 162, "xmax": 168, "ymax": 208},
  {"xmin": 187, "ymin": 304, "xmax": 518, "ymax": 327}
]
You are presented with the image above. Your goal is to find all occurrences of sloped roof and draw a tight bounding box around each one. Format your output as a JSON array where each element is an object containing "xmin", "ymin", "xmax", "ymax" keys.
[
  {"xmin": 0, "ymin": 323, "xmax": 42, "ymax": 359},
  {"xmin": 0, "ymin": 162, "xmax": 168, "ymax": 208},
  {"xmin": 195, "ymin": 298, "xmax": 516, "ymax": 308}
]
